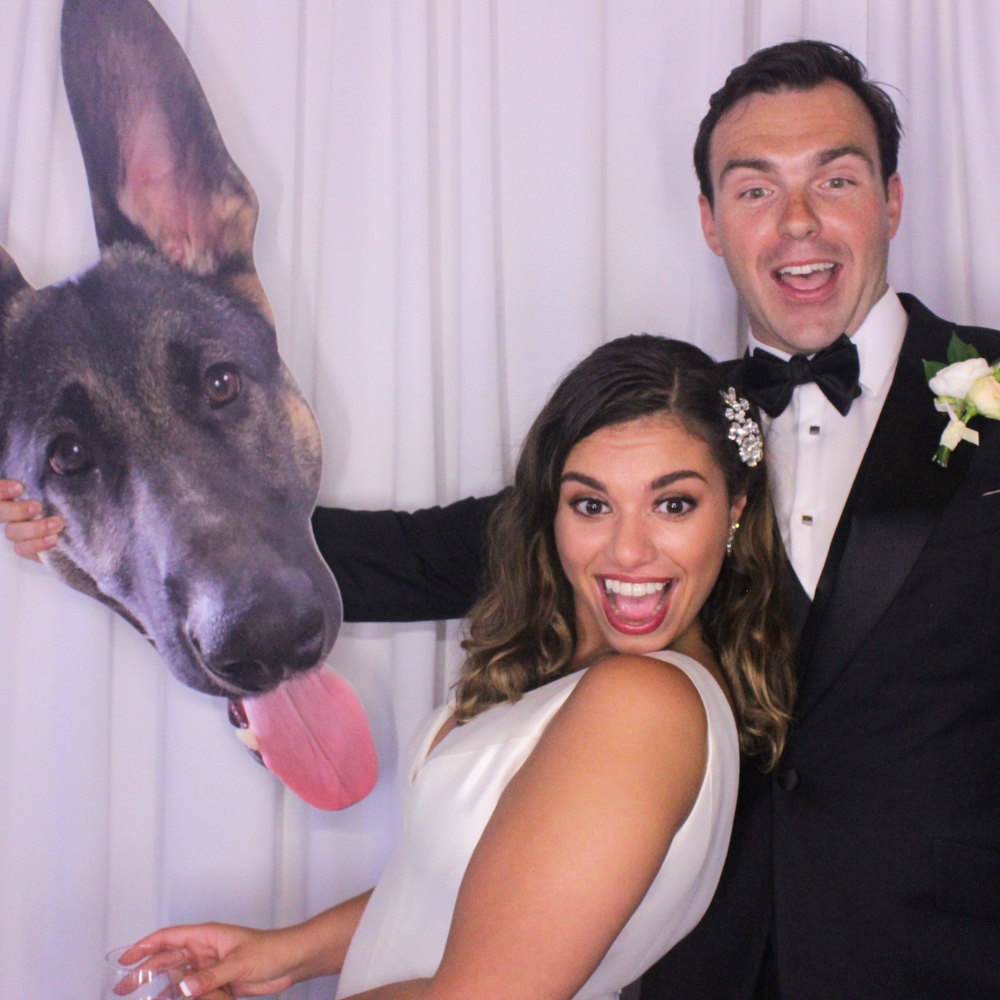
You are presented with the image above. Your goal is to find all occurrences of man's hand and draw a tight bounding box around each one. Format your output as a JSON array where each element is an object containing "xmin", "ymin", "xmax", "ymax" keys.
[{"xmin": 0, "ymin": 479, "xmax": 63, "ymax": 561}]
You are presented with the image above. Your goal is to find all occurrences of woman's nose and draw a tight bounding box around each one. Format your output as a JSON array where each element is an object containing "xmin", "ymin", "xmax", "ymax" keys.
[{"xmin": 609, "ymin": 512, "xmax": 658, "ymax": 568}]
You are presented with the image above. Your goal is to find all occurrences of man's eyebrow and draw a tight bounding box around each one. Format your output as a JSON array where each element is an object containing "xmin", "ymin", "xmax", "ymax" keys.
[
  {"xmin": 717, "ymin": 145, "xmax": 877, "ymax": 186},
  {"xmin": 561, "ymin": 472, "xmax": 606, "ymax": 491},
  {"xmin": 718, "ymin": 157, "xmax": 774, "ymax": 184},
  {"xmin": 817, "ymin": 144, "xmax": 875, "ymax": 170},
  {"xmin": 651, "ymin": 470, "xmax": 707, "ymax": 490}
]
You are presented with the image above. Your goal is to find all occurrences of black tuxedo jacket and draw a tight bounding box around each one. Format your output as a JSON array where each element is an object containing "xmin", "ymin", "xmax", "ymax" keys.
[{"xmin": 312, "ymin": 294, "xmax": 1000, "ymax": 998}]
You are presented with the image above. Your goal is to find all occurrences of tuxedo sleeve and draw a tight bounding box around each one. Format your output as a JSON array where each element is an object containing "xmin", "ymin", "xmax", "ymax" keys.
[{"xmin": 310, "ymin": 493, "xmax": 504, "ymax": 622}]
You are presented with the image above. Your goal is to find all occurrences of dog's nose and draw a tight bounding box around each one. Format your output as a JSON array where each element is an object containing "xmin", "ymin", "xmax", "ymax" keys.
[{"xmin": 187, "ymin": 568, "xmax": 332, "ymax": 694}]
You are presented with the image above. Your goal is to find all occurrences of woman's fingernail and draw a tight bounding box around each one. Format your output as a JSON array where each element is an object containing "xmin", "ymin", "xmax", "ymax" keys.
[{"xmin": 180, "ymin": 981, "xmax": 194, "ymax": 998}]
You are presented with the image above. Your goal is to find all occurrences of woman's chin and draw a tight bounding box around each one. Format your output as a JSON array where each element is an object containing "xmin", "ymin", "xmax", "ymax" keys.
[{"xmin": 597, "ymin": 614, "xmax": 677, "ymax": 657}]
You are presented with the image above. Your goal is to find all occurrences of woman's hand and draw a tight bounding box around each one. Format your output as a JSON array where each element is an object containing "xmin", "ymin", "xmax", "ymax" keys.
[
  {"xmin": 120, "ymin": 923, "xmax": 302, "ymax": 998},
  {"xmin": 123, "ymin": 890, "xmax": 373, "ymax": 998},
  {"xmin": 0, "ymin": 479, "xmax": 62, "ymax": 560}
]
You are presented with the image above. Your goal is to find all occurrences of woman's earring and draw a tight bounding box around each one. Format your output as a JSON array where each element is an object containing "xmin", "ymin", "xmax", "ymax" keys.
[{"xmin": 726, "ymin": 521, "xmax": 739, "ymax": 555}]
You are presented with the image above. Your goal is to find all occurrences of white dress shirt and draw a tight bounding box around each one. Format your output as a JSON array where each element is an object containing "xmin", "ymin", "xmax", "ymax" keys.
[{"xmin": 748, "ymin": 288, "xmax": 909, "ymax": 599}]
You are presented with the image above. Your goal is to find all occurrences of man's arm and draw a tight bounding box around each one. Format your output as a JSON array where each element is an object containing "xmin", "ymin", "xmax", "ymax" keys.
[
  {"xmin": 311, "ymin": 493, "xmax": 503, "ymax": 623},
  {"xmin": 2, "ymin": 476, "xmax": 499, "ymax": 621}
]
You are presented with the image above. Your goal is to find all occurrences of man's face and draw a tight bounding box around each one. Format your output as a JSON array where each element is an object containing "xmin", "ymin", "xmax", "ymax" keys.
[{"xmin": 699, "ymin": 81, "xmax": 903, "ymax": 356}]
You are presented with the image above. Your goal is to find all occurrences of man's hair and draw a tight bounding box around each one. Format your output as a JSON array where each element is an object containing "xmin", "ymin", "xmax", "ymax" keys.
[{"xmin": 694, "ymin": 40, "xmax": 903, "ymax": 208}]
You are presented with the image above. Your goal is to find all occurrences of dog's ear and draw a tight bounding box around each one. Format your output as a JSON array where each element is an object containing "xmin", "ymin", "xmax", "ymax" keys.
[
  {"xmin": 60, "ymin": 0, "xmax": 272, "ymax": 323},
  {"xmin": 0, "ymin": 243, "xmax": 30, "ymax": 464},
  {"xmin": 0, "ymin": 243, "xmax": 29, "ymax": 300},
  {"xmin": 0, "ymin": 242, "xmax": 30, "ymax": 318}
]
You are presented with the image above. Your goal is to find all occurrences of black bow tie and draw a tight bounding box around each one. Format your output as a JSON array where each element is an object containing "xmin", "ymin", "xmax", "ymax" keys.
[{"xmin": 742, "ymin": 334, "xmax": 862, "ymax": 418}]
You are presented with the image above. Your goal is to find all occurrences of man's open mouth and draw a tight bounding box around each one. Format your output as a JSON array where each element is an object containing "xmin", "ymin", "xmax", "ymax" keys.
[
  {"xmin": 598, "ymin": 576, "xmax": 673, "ymax": 635},
  {"xmin": 773, "ymin": 260, "xmax": 839, "ymax": 294}
]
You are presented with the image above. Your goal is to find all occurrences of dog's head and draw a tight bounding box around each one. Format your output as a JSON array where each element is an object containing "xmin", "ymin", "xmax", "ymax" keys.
[{"xmin": 0, "ymin": 0, "xmax": 341, "ymax": 699}]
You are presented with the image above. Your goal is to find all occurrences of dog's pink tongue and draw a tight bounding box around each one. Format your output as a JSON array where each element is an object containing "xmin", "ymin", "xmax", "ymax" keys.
[{"xmin": 244, "ymin": 667, "xmax": 378, "ymax": 811}]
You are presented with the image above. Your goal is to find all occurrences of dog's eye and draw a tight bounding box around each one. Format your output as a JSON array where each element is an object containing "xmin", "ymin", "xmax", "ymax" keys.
[
  {"xmin": 48, "ymin": 434, "xmax": 93, "ymax": 476},
  {"xmin": 204, "ymin": 363, "xmax": 242, "ymax": 408}
]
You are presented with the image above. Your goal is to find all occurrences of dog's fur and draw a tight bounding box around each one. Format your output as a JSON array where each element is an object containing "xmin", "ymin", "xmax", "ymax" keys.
[{"xmin": 0, "ymin": 0, "xmax": 341, "ymax": 697}]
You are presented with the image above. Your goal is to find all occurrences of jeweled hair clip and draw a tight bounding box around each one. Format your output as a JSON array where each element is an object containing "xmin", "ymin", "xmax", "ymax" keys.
[{"xmin": 722, "ymin": 387, "xmax": 763, "ymax": 467}]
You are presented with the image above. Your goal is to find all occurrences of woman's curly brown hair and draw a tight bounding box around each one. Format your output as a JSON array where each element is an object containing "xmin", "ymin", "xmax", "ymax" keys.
[{"xmin": 456, "ymin": 335, "xmax": 795, "ymax": 768}]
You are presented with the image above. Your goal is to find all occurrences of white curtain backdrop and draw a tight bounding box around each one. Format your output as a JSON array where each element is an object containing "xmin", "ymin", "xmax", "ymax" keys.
[{"xmin": 2, "ymin": 2, "xmax": 1000, "ymax": 996}]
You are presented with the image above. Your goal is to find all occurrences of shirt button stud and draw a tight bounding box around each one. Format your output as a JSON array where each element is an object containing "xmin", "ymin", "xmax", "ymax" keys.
[
  {"xmin": 809, "ymin": 425, "xmax": 820, "ymax": 435},
  {"xmin": 778, "ymin": 767, "xmax": 801, "ymax": 792}
]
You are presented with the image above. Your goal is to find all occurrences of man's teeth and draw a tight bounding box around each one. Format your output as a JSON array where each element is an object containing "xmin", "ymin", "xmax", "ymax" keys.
[
  {"xmin": 603, "ymin": 579, "xmax": 666, "ymax": 597},
  {"xmin": 778, "ymin": 262, "xmax": 835, "ymax": 276}
]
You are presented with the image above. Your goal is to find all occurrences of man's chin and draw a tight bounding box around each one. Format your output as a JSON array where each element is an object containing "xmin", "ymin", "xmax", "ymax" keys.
[
  {"xmin": 753, "ymin": 307, "xmax": 855, "ymax": 355},
  {"xmin": 753, "ymin": 277, "xmax": 889, "ymax": 353}
]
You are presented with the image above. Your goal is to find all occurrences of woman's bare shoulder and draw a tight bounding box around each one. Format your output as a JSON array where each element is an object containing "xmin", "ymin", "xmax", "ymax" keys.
[
  {"xmin": 436, "ymin": 653, "xmax": 712, "ymax": 1000},
  {"xmin": 538, "ymin": 653, "xmax": 710, "ymax": 812},
  {"xmin": 570, "ymin": 652, "xmax": 708, "ymax": 743}
]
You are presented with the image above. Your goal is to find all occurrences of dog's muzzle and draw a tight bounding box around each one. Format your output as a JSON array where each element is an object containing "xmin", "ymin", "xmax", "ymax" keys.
[{"xmin": 182, "ymin": 565, "xmax": 336, "ymax": 694}]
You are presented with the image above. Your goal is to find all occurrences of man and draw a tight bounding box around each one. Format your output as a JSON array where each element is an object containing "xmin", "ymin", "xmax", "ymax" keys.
[{"xmin": 4, "ymin": 40, "xmax": 999, "ymax": 998}]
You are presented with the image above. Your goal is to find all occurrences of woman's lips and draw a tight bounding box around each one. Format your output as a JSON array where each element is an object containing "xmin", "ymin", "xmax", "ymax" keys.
[{"xmin": 597, "ymin": 577, "xmax": 673, "ymax": 636}]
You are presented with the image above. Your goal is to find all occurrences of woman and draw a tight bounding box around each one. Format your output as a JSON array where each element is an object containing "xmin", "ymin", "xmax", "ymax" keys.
[{"xmin": 130, "ymin": 335, "xmax": 794, "ymax": 1000}]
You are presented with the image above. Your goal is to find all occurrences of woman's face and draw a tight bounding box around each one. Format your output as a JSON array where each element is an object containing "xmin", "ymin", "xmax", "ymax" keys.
[{"xmin": 554, "ymin": 413, "xmax": 745, "ymax": 662}]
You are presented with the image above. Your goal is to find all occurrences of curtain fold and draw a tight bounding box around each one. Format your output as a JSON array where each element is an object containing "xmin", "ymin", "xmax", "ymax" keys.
[{"xmin": 1, "ymin": 2, "xmax": 998, "ymax": 996}]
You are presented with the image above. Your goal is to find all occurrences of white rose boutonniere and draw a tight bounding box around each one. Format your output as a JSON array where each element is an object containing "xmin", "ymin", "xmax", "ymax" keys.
[
  {"xmin": 925, "ymin": 334, "xmax": 1000, "ymax": 466},
  {"xmin": 967, "ymin": 370, "xmax": 1000, "ymax": 418},
  {"xmin": 928, "ymin": 357, "xmax": 992, "ymax": 397}
]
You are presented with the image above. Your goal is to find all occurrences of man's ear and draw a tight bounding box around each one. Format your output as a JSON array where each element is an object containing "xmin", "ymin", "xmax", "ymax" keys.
[
  {"xmin": 699, "ymin": 193, "xmax": 724, "ymax": 257},
  {"xmin": 886, "ymin": 173, "xmax": 903, "ymax": 240}
]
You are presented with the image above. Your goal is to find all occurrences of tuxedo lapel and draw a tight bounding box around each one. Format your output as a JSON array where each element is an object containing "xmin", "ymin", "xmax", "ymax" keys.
[
  {"xmin": 784, "ymin": 561, "xmax": 811, "ymax": 645},
  {"xmin": 794, "ymin": 297, "xmax": 974, "ymax": 720}
]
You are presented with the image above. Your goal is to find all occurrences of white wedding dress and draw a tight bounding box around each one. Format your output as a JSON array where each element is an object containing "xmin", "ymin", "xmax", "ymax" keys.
[{"xmin": 336, "ymin": 650, "xmax": 739, "ymax": 1000}]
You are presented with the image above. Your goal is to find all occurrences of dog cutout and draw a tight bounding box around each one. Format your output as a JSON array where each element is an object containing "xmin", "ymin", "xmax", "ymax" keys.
[{"xmin": 0, "ymin": 0, "xmax": 376, "ymax": 810}]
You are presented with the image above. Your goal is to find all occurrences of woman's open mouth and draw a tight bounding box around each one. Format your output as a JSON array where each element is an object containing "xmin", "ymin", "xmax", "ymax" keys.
[{"xmin": 598, "ymin": 576, "xmax": 673, "ymax": 635}]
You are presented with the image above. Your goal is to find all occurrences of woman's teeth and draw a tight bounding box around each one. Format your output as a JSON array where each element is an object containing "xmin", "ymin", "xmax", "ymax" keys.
[
  {"xmin": 603, "ymin": 578, "xmax": 666, "ymax": 597},
  {"xmin": 601, "ymin": 577, "xmax": 672, "ymax": 632}
]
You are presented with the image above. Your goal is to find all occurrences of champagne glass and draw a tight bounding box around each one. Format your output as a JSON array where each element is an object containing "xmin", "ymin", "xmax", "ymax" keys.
[{"xmin": 103, "ymin": 946, "xmax": 192, "ymax": 999}]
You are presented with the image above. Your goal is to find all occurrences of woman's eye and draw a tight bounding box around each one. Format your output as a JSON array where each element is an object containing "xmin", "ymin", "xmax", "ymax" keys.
[
  {"xmin": 204, "ymin": 363, "xmax": 242, "ymax": 407},
  {"xmin": 657, "ymin": 496, "xmax": 694, "ymax": 516},
  {"xmin": 573, "ymin": 497, "xmax": 608, "ymax": 516}
]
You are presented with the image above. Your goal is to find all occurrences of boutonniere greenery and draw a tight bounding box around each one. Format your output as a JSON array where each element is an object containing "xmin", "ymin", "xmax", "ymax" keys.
[{"xmin": 924, "ymin": 334, "xmax": 1000, "ymax": 466}]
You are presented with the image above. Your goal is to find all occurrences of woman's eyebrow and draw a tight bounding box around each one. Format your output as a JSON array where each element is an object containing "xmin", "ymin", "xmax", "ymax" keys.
[
  {"xmin": 561, "ymin": 472, "xmax": 606, "ymax": 491},
  {"xmin": 650, "ymin": 470, "xmax": 706, "ymax": 490}
]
